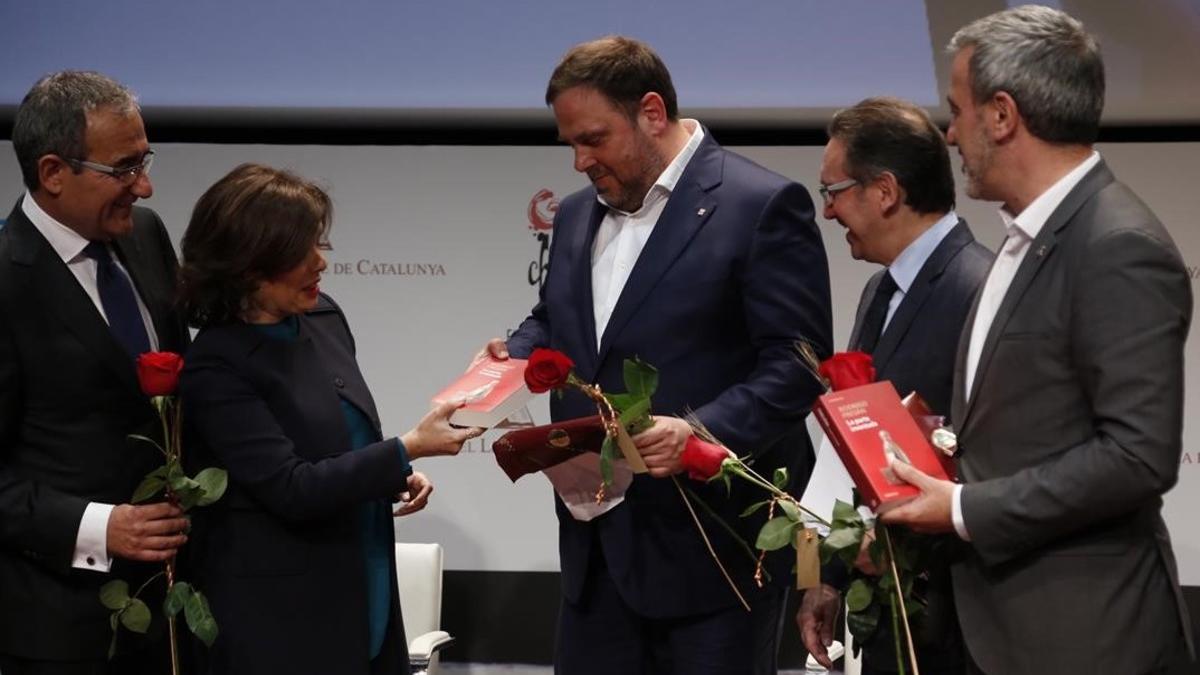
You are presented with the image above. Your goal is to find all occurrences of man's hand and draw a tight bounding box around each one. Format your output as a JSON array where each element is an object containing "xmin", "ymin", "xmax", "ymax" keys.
[
  {"xmin": 394, "ymin": 471, "xmax": 434, "ymax": 517},
  {"xmin": 854, "ymin": 529, "xmax": 880, "ymax": 575},
  {"xmin": 797, "ymin": 584, "xmax": 842, "ymax": 669},
  {"xmin": 632, "ymin": 415, "xmax": 692, "ymax": 478},
  {"xmin": 106, "ymin": 503, "xmax": 188, "ymax": 562},
  {"xmin": 468, "ymin": 338, "xmax": 509, "ymax": 371},
  {"xmin": 879, "ymin": 460, "xmax": 956, "ymax": 534}
]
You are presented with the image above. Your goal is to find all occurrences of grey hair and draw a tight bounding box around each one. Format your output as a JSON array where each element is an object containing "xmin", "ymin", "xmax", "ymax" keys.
[
  {"xmin": 948, "ymin": 4, "xmax": 1104, "ymax": 144},
  {"xmin": 11, "ymin": 71, "xmax": 140, "ymax": 190}
]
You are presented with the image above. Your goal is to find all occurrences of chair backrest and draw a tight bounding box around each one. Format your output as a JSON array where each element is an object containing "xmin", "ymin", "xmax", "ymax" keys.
[{"xmin": 394, "ymin": 542, "xmax": 444, "ymax": 639}]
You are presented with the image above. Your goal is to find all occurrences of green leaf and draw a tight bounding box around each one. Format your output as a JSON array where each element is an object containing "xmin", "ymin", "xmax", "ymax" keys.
[
  {"xmin": 720, "ymin": 472, "xmax": 732, "ymax": 494},
  {"xmin": 194, "ymin": 468, "xmax": 229, "ymax": 507},
  {"xmin": 185, "ymin": 591, "xmax": 219, "ymax": 647},
  {"xmin": 777, "ymin": 499, "xmax": 801, "ymax": 523},
  {"xmin": 599, "ymin": 436, "xmax": 616, "ymax": 487},
  {"xmin": 771, "ymin": 467, "xmax": 789, "ymax": 490},
  {"xmin": 831, "ymin": 499, "xmax": 861, "ymax": 527},
  {"xmin": 755, "ymin": 516, "xmax": 798, "ymax": 551},
  {"xmin": 846, "ymin": 603, "xmax": 881, "ymax": 643},
  {"xmin": 119, "ymin": 598, "xmax": 151, "ymax": 634},
  {"xmin": 622, "ymin": 358, "xmax": 658, "ymax": 398},
  {"xmin": 168, "ymin": 473, "xmax": 199, "ymax": 494},
  {"xmin": 846, "ymin": 578, "xmax": 874, "ymax": 612},
  {"xmin": 618, "ymin": 397, "xmax": 652, "ymax": 435},
  {"xmin": 605, "ymin": 392, "xmax": 639, "ymax": 413},
  {"xmin": 176, "ymin": 485, "xmax": 205, "ymax": 511},
  {"xmin": 130, "ymin": 474, "xmax": 166, "ymax": 504},
  {"xmin": 164, "ymin": 582, "xmax": 193, "ymax": 618},
  {"xmin": 740, "ymin": 500, "xmax": 769, "ymax": 518},
  {"xmin": 822, "ymin": 525, "xmax": 863, "ymax": 553},
  {"xmin": 127, "ymin": 434, "xmax": 165, "ymax": 454},
  {"xmin": 99, "ymin": 580, "xmax": 131, "ymax": 610}
]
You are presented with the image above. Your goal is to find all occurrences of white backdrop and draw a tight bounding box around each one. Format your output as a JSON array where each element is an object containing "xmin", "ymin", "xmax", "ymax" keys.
[{"xmin": 2, "ymin": 140, "xmax": 1197, "ymax": 580}]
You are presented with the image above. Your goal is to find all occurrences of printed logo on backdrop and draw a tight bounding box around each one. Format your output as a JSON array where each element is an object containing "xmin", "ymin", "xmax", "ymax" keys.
[{"xmin": 526, "ymin": 188, "xmax": 559, "ymax": 290}]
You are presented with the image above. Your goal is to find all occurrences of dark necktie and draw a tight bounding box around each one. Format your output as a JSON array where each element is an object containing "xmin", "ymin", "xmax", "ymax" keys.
[
  {"xmin": 83, "ymin": 241, "xmax": 151, "ymax": 359},
  {"xmin": 856, "ymin": 271, "xmax": 898, "ymax": 354}
]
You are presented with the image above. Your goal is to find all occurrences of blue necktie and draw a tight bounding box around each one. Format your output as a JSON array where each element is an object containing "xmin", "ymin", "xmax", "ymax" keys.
[{"xmin": 83, "ymin": 241, "xmax": 151, "ymax": 359}]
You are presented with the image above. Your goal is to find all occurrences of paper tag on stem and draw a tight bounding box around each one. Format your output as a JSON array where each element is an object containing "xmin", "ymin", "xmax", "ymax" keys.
[
  {"xmin": 795, "ymin": 527, "xmax": 820, "ymax": 589},
  {"xmin": 614, "ymin": 425, "xmax": 649, "ymax": 474}
]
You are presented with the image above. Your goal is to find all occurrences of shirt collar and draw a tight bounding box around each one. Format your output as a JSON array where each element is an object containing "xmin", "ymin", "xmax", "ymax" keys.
[
  {"xmin": 21, "ymin": 191, "xmax": 93, "ymax": 264},
  {"xmin": 887, "ymin": 211, "xmax": 959, "ymax": 294},
  {"xmin": 1000, "ymin": 151, "xmax": 1101, "ymax": 241},
  {"xmin": 598, "ymin": 119, "xmax": 706, "ymax": 215}
]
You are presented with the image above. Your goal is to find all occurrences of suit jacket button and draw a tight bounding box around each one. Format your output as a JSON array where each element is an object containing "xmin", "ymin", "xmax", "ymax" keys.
[{"xmin": 334, "ymin": 377, "xmax": 345, "ymax": 388}]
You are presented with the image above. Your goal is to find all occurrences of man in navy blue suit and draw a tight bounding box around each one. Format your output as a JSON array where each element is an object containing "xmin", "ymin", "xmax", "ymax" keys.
[
  {"xmin": 485, "ymin": 36, "xmax": 831, "ymax": 674},
  {"xmin": 797, "ymin": 97, "xmax": 992, "ymax": 675}
]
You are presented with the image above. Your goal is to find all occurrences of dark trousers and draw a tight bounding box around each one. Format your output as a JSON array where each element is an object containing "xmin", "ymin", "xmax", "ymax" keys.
[
  {"xmin": 0, "ymin": 639, "xmax": 170, "ymax": 675},
  {"xmin": 554, "ymin": 555, "xmax": 787, "ymax": 675}
]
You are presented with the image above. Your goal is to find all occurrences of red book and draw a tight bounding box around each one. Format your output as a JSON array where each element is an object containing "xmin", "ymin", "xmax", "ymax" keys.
[
  {"xmin": 432, "ymin": 357, "xmax": 532, "ymax": 428},
  {"xmin": 813, "ymin": 381, "xmax": 951, "ymax": 511}
]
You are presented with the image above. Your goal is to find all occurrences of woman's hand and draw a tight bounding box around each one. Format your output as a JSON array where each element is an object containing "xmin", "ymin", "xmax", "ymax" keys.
[
  {"xmin": 393, "ymin": 471, "xmax": 433, "ymax": 517},
  {"xmin": 401, "ymin": 399, "xmax": 482, "ymax": 460}
]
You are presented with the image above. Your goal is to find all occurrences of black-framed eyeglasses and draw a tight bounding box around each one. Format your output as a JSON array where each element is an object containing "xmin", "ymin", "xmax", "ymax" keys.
[
  {"xmin": 817, "ymin": 178, "xmax": 859, "ymax": 206},
  {"xmin": 67, "ymin": 150, "xmax": 154, "ymax": 185}
]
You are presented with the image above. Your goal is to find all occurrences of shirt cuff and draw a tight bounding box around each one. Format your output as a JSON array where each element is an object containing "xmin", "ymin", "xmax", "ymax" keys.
[
  {"xmin": 73, "ymin": 502, "xmax": 114, "ymax": 572},
  {"xmin": 951, "ymin": 484, "xmax": 971, "ymax": 541},
  {"xmin": 393, "ymin": 438, "xmax": 414, "ymax": 479}
]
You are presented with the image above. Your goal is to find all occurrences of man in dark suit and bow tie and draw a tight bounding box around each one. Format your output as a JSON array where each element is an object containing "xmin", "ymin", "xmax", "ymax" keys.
[
  {"xmin": 798, "ymin": 97, "xmax": 993, "ymax": 675},
  {"xmin": 486, "ymin": 36, "xmax": 832, "ymax": 675},
  {"xmin": 0, "ymin": 71, "xmax": 191, "ymax": 674},
  {"xmin": 882, "ymin": 7, "xmax": 1194, "ymax": 673}
]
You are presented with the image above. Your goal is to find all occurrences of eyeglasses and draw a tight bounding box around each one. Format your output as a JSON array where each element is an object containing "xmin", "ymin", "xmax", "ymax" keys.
[
  {"xmin": 67, "ymin": 150, "xmax": 154, "ymax": 185},
  {"xmin": 817, "ymin": 178, "xmax": 859, "ymax": 206}
]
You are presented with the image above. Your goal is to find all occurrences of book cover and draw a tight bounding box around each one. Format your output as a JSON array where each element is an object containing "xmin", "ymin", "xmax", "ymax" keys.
[
  {"xmin": 492, "ymin": 415, "xmax": 606, "ymax": 482},
  {"xmin": 432, "ymin": 357, "xmax": 532, "ymax": 429},
  {"xmin": 813, "ymin": 381, "xmax": 951, "ymax": 511}
]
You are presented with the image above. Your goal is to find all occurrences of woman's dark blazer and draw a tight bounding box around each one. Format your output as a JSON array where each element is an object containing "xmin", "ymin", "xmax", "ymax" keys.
[{"xmin": 181, "ymin": 294, "xmax": 411, "ymax": 675}]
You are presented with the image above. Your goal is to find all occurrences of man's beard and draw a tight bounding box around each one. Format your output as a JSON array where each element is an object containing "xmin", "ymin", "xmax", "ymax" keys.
[
  {"xmin": 606, "ymin": 135, "xmax": 665, "ymax": 212},
  {"xmin": 963, "ymin": 125, "xmax": 995, "ymax": 200}
]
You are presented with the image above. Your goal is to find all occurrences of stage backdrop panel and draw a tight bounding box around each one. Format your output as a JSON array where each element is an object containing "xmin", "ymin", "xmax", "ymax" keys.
[{"xmin": 1, "ymin": 141, "xmax": 1197, "ymax": 584}]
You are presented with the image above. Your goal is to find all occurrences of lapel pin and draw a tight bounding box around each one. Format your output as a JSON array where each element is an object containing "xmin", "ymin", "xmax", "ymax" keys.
[
  {"xmin": 696, "ymin": 207, "xmax": 707, "ymax": 216},
  {"xmin": 1035, "ymin": 245, "xmax": 1048, "ymax": 257}
]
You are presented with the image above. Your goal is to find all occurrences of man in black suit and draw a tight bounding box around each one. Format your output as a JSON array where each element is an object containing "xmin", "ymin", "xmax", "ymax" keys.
[
  {"xmin": 0, "ymin": 71, "xmax": 191, "ymax": 674},
  {"xmin": 798, "ymin": 97, "xmax": 992, "ymax": 675}
]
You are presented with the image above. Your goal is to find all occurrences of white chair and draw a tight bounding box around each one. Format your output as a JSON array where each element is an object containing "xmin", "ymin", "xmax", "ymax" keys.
[{"xmin": 395, "ymin": 542, "xmax": 454, "ymax": 675}]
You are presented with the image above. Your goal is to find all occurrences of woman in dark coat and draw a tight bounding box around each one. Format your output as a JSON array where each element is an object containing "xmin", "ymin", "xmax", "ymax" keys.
[{"xmin": 178, "ymin": 164, "xmax": 476, "ymax": 675}]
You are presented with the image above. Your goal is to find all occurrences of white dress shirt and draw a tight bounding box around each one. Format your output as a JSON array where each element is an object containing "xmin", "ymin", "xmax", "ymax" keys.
[
  {"xmin": 21, "ymin": 192, "xmax": 162, "ymax": 572},
  {"xmin": 591, "ymin": 120, "xmax": 705, "ymax": 347},
  {"xmin": 878, "ymin": 211, "xmax": 960, "ymax": 333},
  {"xmin": 951, "ymin": 151, "xmax": 1101, "ymax": 540}
]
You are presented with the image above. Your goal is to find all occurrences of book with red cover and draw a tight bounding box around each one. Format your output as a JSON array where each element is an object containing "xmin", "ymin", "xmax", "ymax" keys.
[
  {"xmin": 492, "ymin": 416, "xmax": 606, "ymax": 482},
  {"xmin": 431, "ymin": 357, "xmax": 532, "ymax": 428},
  {"xmin": 813, "ymin": 381, "xmax": 951, "ymax": 511}
]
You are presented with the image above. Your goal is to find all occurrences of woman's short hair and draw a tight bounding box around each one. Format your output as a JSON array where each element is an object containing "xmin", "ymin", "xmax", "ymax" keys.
[{"xmin": 179, "ymin": 163, "xmax": 331, "ymax": 328}]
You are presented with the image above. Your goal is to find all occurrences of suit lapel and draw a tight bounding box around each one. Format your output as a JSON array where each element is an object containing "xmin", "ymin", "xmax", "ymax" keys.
[
  {"xmin": 7, "ymin": 208, "xmax": 142, "ymax": 394},
  {"xmin": 568, "ymin": 199, "xmax": 607, "ymax": 378},
  {"xmin": 872, "ymin": 220, "xmax": 974, "ymax": 370},
  {"xmin": 847, "ymin": 274, "xmax": 877, "ymax": 351},
  {"xmin": 959, "ymin": 162, "xmax": 1115, "ymax": 433},
  {"xmin": 595, "ymin": 136, "xmax": 722, "ymax": 367}
]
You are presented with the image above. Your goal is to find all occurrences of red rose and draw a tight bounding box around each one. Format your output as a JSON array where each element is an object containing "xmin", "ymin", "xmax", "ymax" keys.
[
  {"xmin": 137, "ymin": 351, "xmax": 184, "ymax": 397},
  {"xmin": 524, "ymin": 348, "xmax": 575, "ymax": 394},
  {"xmin": 818, "ymin": 351, "xmax": 876, "ymax": 391},
  {"xmin": 680, "ymin": 436, "xmax": 731, "ymax": 481}
]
